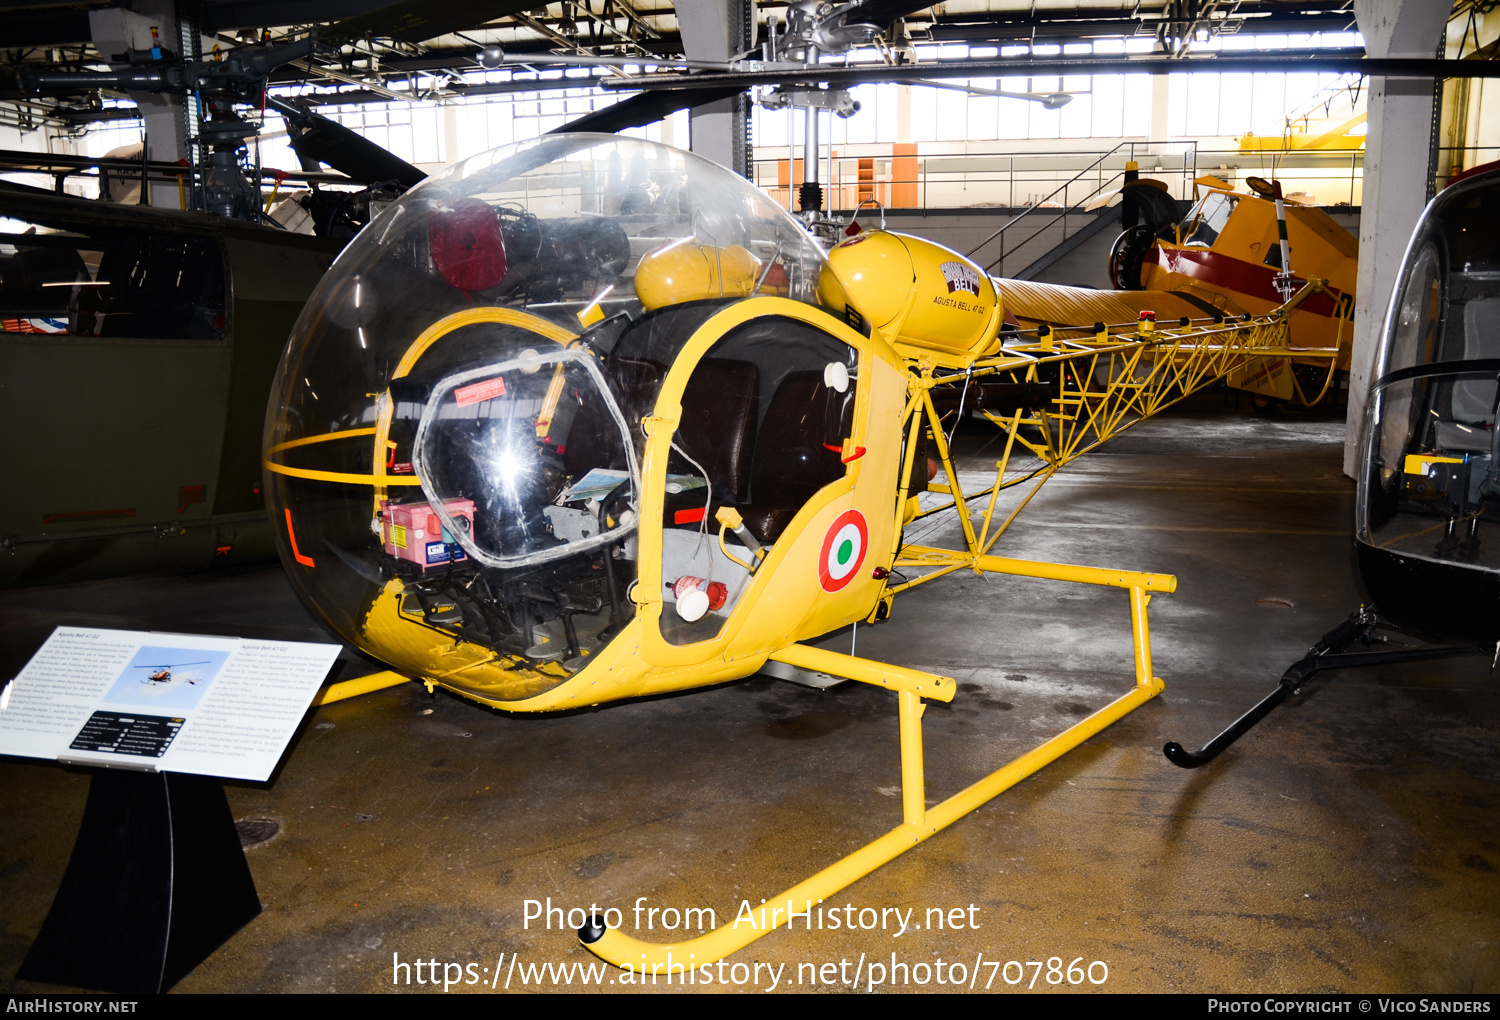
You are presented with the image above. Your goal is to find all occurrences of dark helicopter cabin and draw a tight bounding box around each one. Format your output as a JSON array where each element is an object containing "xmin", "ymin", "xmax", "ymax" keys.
[
  {"xmin": 0, "ymin": 186, "xmax": 341, "ymax": 586},
  {"xmin": 1357, "ymin": 165, "xmax": 1500, "ymax": 643}
]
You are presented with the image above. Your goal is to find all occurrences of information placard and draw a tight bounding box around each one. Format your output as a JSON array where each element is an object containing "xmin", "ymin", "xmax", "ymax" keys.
[{"xmin": 0, "ymin": 627, "xmax": 341, "ymax": 781}]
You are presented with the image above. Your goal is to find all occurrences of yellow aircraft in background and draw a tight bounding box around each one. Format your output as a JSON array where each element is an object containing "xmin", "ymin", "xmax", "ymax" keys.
[
  {"xmin": 1085, "ymin": 170, "xmax": 1357, "ymax": 405},
  {"xmin": 997, "ymin": 168, "xmax": 1357, "ymax": 408},
  {"xmin": 263, "ymin": 134, "xmax": 1335, "ymax": 972}
]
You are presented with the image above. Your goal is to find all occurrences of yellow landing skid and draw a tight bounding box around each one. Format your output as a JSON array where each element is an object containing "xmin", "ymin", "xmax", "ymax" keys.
[
  {"xmin": 582, "ymin": 555, "xmax": 1169, "ymax": 972},
  {"xmin": 310, "ymin": 669, "xmax": 410, "ymax": 706}
]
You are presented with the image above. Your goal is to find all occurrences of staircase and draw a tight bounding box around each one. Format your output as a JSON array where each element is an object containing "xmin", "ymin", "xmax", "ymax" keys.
[{"xmin": 963, "ymin": 142, "xmax": 1186, "ymax": 278}]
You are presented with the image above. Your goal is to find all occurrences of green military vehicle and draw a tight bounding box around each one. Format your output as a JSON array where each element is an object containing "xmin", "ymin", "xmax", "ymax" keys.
[{"xmin": 0, "ymin": 184, "xmax": 341, "ymax": 586}]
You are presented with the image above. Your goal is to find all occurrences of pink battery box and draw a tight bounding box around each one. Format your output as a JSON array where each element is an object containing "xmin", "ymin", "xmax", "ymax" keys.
[{"xmin": 380, "ymin": 498, "xmax": 475, "ymax": 570}]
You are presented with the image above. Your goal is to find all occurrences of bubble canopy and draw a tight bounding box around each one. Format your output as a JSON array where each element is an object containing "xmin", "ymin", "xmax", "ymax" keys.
[
  {"xmin": 1356, "ymin": 165, "xmax": 1500, "ymax": 641},
  {"xmin": 263, "ymin": 134, "xmax": 850, "ymax": 697}
]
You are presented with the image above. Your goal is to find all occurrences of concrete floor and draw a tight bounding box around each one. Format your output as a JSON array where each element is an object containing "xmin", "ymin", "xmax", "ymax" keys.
[{"xmin": 2, "ymin": 390, "xmax": 1497, "ymax": 994}]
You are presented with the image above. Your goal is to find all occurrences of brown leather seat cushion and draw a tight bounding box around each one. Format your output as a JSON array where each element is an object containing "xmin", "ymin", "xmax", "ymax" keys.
[
  {"xmin": 667, "ymin": 357, "xmax": 760, "ymax": 503},
  {"xmin": 734, "ymin": 370, "xmax": 846, "ymax": 544},
  {"xmin": 564, "ymin": 357, "xmax": 666, "ymax": 475},
  {"xmin": 749, "ymin": 371, "xmax": 844, "ymax": 507},
  {"xmin": 737, "ymin": 506, "xmax": 800, "ymax": 545}
]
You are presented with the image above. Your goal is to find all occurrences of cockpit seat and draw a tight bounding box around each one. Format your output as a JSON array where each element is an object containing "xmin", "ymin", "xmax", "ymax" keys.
[
  {"xmin": 1451, "ymin": 298, "xmax": 1500, "ymax": 424},
  {"xmin": 735, "ymin": 370, "xmax": 845, "ymax": 544},
  {"xmin": 1429, "ymin": 298, "xmax": 1500, "ymax": 455},
  {"xmin": 666, "ymin": 357, "xmax": 760, "ymax": 503},
  {"xmin": 564, "ymin": 357, "xmax": 665, "ymax": 475}
]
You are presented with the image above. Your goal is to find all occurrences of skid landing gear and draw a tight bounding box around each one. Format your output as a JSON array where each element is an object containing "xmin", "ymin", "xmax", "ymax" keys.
[
  {"xmin": 1163, "ymin": 607, "xmax": 1483, "ymax": 769},
  {"xmin": 576, "ymin": 558, "xmax": 1175, "ymax": 972}
]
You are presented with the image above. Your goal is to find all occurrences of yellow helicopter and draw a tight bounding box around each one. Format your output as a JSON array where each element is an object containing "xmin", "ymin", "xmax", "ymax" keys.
[{"xmin": 263, "ymin": 133, "xmax": 1330, "ymax": 973}]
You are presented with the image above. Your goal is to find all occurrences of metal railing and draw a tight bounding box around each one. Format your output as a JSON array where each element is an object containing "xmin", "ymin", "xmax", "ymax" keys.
[
  {"xmin": 751, "ymin": 142, "xmax": 1373, "ymax": 225},
  {"xmin": 751, "ymin": 142, "xmax": 1202, "ymax": 218},
  {"xmin": 962, "ymin": 141, "xmax": 1190, "ymax": 275},
  {"xmin": 1436, "ymin": 145, "xmax": 1500, "ymax": 186}
]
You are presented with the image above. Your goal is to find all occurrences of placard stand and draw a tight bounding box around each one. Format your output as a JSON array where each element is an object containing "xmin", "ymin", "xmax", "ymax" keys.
[{"xmin": 16, "ymin": 766, "xmax": 261, "ymax": 993}]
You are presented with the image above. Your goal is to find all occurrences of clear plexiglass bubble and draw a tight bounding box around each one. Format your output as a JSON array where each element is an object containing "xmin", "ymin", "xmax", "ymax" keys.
[{"xmin": 263, "ymin": 133, "xmax": 848, "ymax": 695}]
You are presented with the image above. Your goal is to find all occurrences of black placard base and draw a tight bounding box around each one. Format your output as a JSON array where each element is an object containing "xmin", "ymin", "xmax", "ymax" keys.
[{"xmin": 16, "ymin": 767, "xmax": 261, "ymax": 993}]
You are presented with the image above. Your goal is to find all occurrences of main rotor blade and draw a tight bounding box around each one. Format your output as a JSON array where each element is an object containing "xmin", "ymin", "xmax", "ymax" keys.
[
  {"xmin": 549, "ymin": 85, "xmax": 746, "ymax": 135},
  {"xmin": 269, "ymin": 97, "xmax": 427, "ymax": 188},
  {"xmin": 835, "ymin": 1, "xmax": 938, "ymax": 31},
  {"xmin": 321, "ymin": 0, "xmax": 537, "ymax": 47},
  {"xmin": 909, "ymin": 78, "xmax": 1071, "ymax": 107},
  {"xmin": 599, "ymin": 52, "xmax": 1500, "ymax": 92}
]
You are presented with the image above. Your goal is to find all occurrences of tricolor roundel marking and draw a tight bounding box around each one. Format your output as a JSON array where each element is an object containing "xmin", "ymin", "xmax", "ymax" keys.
[{"xmin": 818, "ymin": 510, "xmax": 868, "ymax": 592}]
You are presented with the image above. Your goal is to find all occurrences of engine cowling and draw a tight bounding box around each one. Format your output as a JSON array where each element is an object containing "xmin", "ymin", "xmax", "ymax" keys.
[{"xmin": 827, "ymin": 230, "xmax": 1000, "ymax": 363}]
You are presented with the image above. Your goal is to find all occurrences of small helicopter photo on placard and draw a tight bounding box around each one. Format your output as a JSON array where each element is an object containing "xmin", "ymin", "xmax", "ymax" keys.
[{"xmin": 101, "ymin": 645, "xmax": 232, "ymax": 712}]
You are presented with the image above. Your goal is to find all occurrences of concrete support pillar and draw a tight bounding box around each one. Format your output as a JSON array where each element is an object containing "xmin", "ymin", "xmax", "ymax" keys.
[
  {"xmin": 675, "ymin": 0, "xmax": 752, "ymax": 175},
  {"xmin": 1150, "ymin": 74, "xmax": 1170, "ymax": 144},
  {"xmin": 1344, "ymin": 0, "xmax": 1449, "ymax": 476}
]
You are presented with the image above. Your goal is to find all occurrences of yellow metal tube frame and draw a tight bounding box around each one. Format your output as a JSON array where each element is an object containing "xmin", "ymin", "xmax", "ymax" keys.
[
  {"xmin": 580, "ymin": 566, "xmax": 1169, "ymax": 972},
  {"xmin": 578, "ymin": 307, "xmax": 1260, "ymax": 971}
]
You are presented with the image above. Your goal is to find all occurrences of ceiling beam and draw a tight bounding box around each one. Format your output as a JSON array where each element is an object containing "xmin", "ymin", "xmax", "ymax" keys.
[{"xmin": 602, "ymin": 51, "xmax": 1500, "ymax": 95}]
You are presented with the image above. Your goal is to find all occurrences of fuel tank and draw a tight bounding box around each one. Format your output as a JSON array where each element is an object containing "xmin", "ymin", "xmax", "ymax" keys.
[{"xmin": 827, "ymin": 230, "xmax": 1000, "ymax": 365}]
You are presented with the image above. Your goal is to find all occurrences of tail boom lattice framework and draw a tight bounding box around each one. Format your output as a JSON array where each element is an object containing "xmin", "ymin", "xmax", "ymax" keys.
[
  {"xmin": 892, "ymin": 279, "xmax": 1338, "ymax": 593},
  {"xmin": 579, "ymin": 288, "xmax": 1333, "ymax": 974}
]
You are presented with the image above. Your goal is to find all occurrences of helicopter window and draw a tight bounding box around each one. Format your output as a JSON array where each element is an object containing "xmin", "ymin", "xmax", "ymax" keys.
[
  {"xmin": 1375, "ymin": 244, "xmax": 1445, "ymax": 488},
  {"xmin": 1387, "ymin": 245, "xmax": 1444, "ymax": 376},
  {"xmin": 564, "ymin": 357, "xmax": 666, "ymax": 478},
  {"xmin": 1364, "ymin": 368, "xmax": 1500, "ymax": 569},
  {"xmin": 0, "ymin": 224, "xmax": 225, "ymax": 340},
  {"xmin": 411, "ymin": 347, "xmax": 639, "ymax": 571},
  {"xmin": 1443, "ymin": 297, "xmax": 1500, "ymax": 428},
  {"xmin": 1182, "ymin": 192, "xmax": 1237, "ymax": 247},
  {"xmin": 658, "ymin": 316, "xmax": 859, "ymax": 646},
  {"xmin": 1362, "ymin": 206, "xmax": 1500, "ymax": 571}
]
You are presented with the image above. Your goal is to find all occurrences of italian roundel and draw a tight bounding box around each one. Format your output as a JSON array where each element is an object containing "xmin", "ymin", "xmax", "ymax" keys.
[{"xmin": 818, "ymin": 509, "xmax": 869, "ymax": 593}]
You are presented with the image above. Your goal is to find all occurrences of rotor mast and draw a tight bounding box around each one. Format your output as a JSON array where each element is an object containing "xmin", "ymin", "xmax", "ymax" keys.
[{"xmin": 800, "ymin": 45, "xmax": 822, "ymax": 218}]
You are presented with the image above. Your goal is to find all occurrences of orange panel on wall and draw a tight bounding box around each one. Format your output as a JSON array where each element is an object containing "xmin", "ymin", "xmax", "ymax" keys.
[{"xmin": 891, "ymin": 143, "xmax": 918, "ymax": 208}]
